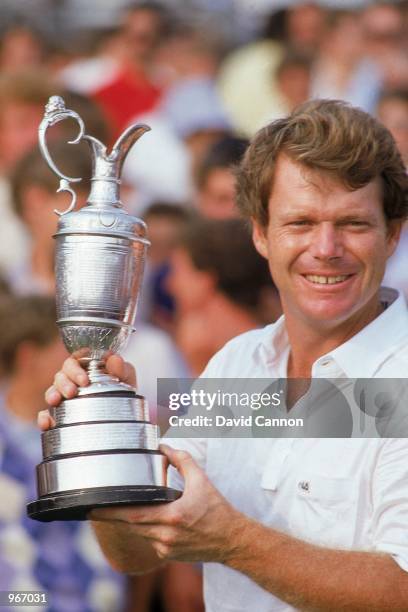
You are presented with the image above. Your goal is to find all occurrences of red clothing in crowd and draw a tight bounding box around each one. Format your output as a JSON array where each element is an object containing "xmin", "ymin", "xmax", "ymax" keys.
[{"xmin": 93, "ymin": 67, "xmax": 161, "ymax": 139}]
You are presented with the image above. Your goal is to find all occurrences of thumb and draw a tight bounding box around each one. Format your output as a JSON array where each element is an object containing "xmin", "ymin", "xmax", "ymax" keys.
[{"xmin": 160, "ymin": 444, "xmax": 201, "ymax": 480}]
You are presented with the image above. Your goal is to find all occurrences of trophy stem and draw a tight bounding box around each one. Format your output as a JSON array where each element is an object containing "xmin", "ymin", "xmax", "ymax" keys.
[
  {"xmin": 87, "ymin": 358, "xmax": 110, "ymax": 382},
  {"xmin": 76, "ymin": 357, "xmax": 134, "ymax": 396}
]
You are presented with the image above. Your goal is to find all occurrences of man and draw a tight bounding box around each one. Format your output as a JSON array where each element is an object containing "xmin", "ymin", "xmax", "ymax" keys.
[{"xmin": 42, "ymin": 100, "xmax": 408, "ymax": 611}]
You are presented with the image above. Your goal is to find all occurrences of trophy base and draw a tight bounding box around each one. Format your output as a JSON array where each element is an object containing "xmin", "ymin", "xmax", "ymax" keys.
[
  {"xmin": 27, "ymin": 485, "xmax": 181, "ymax": 522},
  {"xmin": 27, "ymin": 391, "xmax": 181, "ymax": 523}
]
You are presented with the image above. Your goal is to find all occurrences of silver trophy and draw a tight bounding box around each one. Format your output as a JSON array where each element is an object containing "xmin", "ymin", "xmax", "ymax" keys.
[{"xmin": 27, "ymin": 96, "xmax": 180, "ymax": 521}]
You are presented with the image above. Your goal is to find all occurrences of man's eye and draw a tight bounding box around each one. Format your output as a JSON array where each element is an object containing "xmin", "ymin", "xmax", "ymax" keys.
[
  {"xmin": 344, "ymin": 220, "xmax": 369, "ymax": 227},
  {"xmin": 289, "ymin": 220, "xmax": 312, "ymax": 226}
]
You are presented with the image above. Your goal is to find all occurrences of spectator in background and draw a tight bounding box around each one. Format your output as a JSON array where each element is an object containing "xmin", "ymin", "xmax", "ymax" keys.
[
  {"xmin": 122, "ymin": 1, "xmax": 168, "ymax": 71},
  {"xmin": 138, "ymin": 203, "xmax": 191, "ymax": 328},
  {"xmin": 9, "ymin": 141, "xmax": 91, "ymax": 295},
  {"xmin": 275, "ymin": 51, "xmax": 311, "ymax": 111},
  {"xmin": 122, "ymin": 26, "xmax": 230, "ymax": 212},
  {"xmin": 58, "ymin": 27, "xmax": 130, "ymax": 98},
  {"xmin": 195, "ymin": 136, "xmax": 248, "ymax": 220},
  {"xmin": 0, "ymin": 294, "xmax": 125, "ymax": 611},
  {"xmin": 91, "ymin": 2, "xmax": 169, "ymax": 139},
  {"xmin": 271, "ymin": 51, "xmax": 312, "ymax": 119},
  {"xmin": 153, "ymin": 23, "xmax": 225, "ymax": 90},
  {"xmin": 155, "ymin": 76, "xmax": 232, "ymax": 185},
  {"xmin": 0, "ymin": 71, "xmax": 56, "ymax": 176},
  {"xmin": 285, "ymin": 2, "xmax": 328, "ymax": 58},
  {"xmin": 311, "ymin": 10, "xmax": 382, "ymax": 113},
  {"xmin": 378, "ymin": 89, "xmax": 408, "ymax": 301},
  {"xmin": 167, "ymin": 217, "xmax": 279, "ymax": 375},
  {"xmin": 0, "ymin": 25, "xmax": 46, "ymax": 75},
  {"xmin": 217, "ymin": 3, "xmax": 325, "ymax": 137},
  {"xmin": 361, "ymin": 2, "xmax": 408, "ymax": 90},
  {"xmin": 378, "ymin": 89, "xmax": 408, "ymax": 167},
  {"xmin": 216, "ymin": 22, "xmax": 284, "ymax": 137},
  {"xmin": 0, "ymin": 71, "xmax": 57, "ymax": 278}
]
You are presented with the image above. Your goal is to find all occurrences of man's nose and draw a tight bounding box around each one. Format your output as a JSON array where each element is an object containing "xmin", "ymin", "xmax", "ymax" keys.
[{"xmin": 309, "ymin": 222, "xmax": 344, "ymax": 260}]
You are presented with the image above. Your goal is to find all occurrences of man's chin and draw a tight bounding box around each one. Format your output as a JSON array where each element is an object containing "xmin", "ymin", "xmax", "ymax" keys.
[{"xmin": 297, "ymin": 301, "xmax": 359, "ymax": 328}]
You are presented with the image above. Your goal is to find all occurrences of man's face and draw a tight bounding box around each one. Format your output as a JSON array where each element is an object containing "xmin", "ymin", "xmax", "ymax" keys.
[{"xmin": 252, "ymin": 156, "xmax": 400, "ymax": 330}]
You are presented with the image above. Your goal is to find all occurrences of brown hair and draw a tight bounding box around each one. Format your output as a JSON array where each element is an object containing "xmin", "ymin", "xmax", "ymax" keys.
[
  {"xmin": 0, "ymin": 295, "xmax": 58, "ymax": 375},
  {"xmin": 236, "ymin": 99, "xmax": 408, "ymax": 227},
  {"xmin": 179, "ymin": 217, "xmax": 273, "ymax": 309},
  {"xmin": 0, "ymin": 70, "xmax": 57, "ymax": 110}
]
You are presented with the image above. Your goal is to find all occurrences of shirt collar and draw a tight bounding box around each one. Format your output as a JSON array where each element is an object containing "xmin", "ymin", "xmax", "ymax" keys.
[
  {"xmin": 260, "ymin": 288, "xmax": 408, "ymax": 378},
  {"xmin": 258, "ymin": 315, "xmax": 289, "ymax": 374},
  {"xmin": 315, "ymin": 288, "xmax": 408, "ymax": 377}
]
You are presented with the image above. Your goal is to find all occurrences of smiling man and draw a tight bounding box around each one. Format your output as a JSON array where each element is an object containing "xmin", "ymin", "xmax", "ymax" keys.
[{"xmin": 44, "ymin": 100, "xmax": 408, "ymax": 611}]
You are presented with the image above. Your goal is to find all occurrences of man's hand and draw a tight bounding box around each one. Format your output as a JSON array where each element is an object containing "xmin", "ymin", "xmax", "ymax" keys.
[
  {"xmin": 90, "ymin": 444, "xmax": 244, "ymax": 564},
  {"xmin": 39, "ymin": 354, "xmax": 137, "ymax": 430}
]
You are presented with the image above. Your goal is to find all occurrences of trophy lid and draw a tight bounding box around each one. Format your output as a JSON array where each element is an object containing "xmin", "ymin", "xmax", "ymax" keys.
[{"xmin": 39, "ymin": 96, "xmax": 150, "ymax": 243}]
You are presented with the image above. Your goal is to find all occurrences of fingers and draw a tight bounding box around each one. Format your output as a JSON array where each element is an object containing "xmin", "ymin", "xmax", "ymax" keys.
[
  {"xmin": 45, "ymin": 385, "xmax": 62, "ymax": 407},
  {"xmin": 37, "ymin": 409, "xmax": 56, "ymax": 431},
  {"xmin": 106, "ymin": 355, "xmax": 137, "ymax": 387},
  {"xmin": 45, "ymin": 356, "xmax": 89, "ymax": 408},
  {"xmin": 62, "ymin": 357, "xmax": 89, "ymax": 387},
  {"xmin": 89, "ymin": 507, "xmax": 133, "ymax": 522},
  {"xmin": 90, "ymin": 505, "xmax": 155, "ymax": 523},
  {"xmin": 45, "ymin": 354, "xmax": 136, "ymax": 416},
  {"xmin": 90, "ymin": 503, "xmax": 175, "ymax": 525},
  {"xmin": 53, "ymin": 371, "xmax": 79, "ymax": 400},
  {"xmin": 159, "ymin": 445, "xmax": 199, "ymax": 479}
]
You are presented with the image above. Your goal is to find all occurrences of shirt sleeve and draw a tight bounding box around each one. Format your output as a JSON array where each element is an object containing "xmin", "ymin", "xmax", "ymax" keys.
[{"xmin": 371, "ymin": 438, "xmax": 408, "ymax": 572}]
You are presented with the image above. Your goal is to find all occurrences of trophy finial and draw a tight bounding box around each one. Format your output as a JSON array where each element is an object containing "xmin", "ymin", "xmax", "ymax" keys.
[{"xmin": 45, "ymin": 95, "xmax": 66, "ymax": 116}]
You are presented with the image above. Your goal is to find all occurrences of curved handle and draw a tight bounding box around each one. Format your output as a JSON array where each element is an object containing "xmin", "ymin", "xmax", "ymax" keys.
[
  {"xmin": 54, "ymin": 179, "xmax": 77, "ymax": 216},
  {"xmin": 39, "ymin": 96, "xmax": 84, "ymax": 216}
]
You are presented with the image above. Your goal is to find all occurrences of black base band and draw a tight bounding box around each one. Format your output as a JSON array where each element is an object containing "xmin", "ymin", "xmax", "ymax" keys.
[{"xmin": 27, "ymin": 485, "xmax": 181, "ymax": 522}]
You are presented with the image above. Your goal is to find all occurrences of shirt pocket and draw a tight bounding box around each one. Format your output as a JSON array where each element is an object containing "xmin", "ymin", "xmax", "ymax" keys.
[{"xmin": 288, "ymin": 472, "xmax": 358, "ymax": 549}]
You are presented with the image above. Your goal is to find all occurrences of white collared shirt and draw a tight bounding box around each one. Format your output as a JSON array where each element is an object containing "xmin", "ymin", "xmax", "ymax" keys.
[{"xmin": 166, "ymin": 289, "xmax": 408, "ymax": 612}]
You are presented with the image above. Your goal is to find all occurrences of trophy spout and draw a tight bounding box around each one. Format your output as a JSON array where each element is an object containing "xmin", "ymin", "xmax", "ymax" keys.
[
  {"xmin": 82, "ymin": 125, "xmax": 150, "ymax": 207},
  {"xmin": 110, "ymin": 123, "xmax": 151, "ymax": 176}
]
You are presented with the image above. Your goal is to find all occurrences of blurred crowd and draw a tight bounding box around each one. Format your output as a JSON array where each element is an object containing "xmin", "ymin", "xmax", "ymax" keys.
[{"xmin": 0, "ymin": 1, "xmax": 406, "ymax": 611}]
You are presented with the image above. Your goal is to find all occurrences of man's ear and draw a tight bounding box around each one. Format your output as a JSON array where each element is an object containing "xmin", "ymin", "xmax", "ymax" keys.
[
  {"xmin": 386, "ymin": 219, "xmax": 403, "ymax": 259},
  {"xmin": 252, "ymin": 220, "xmax": 268, "ymax": 259}
]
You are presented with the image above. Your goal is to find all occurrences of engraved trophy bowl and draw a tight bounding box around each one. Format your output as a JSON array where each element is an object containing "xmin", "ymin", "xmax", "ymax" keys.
[{"xmin": 27, "ymin": 96, "xmax": 181, "ymax": 521}]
